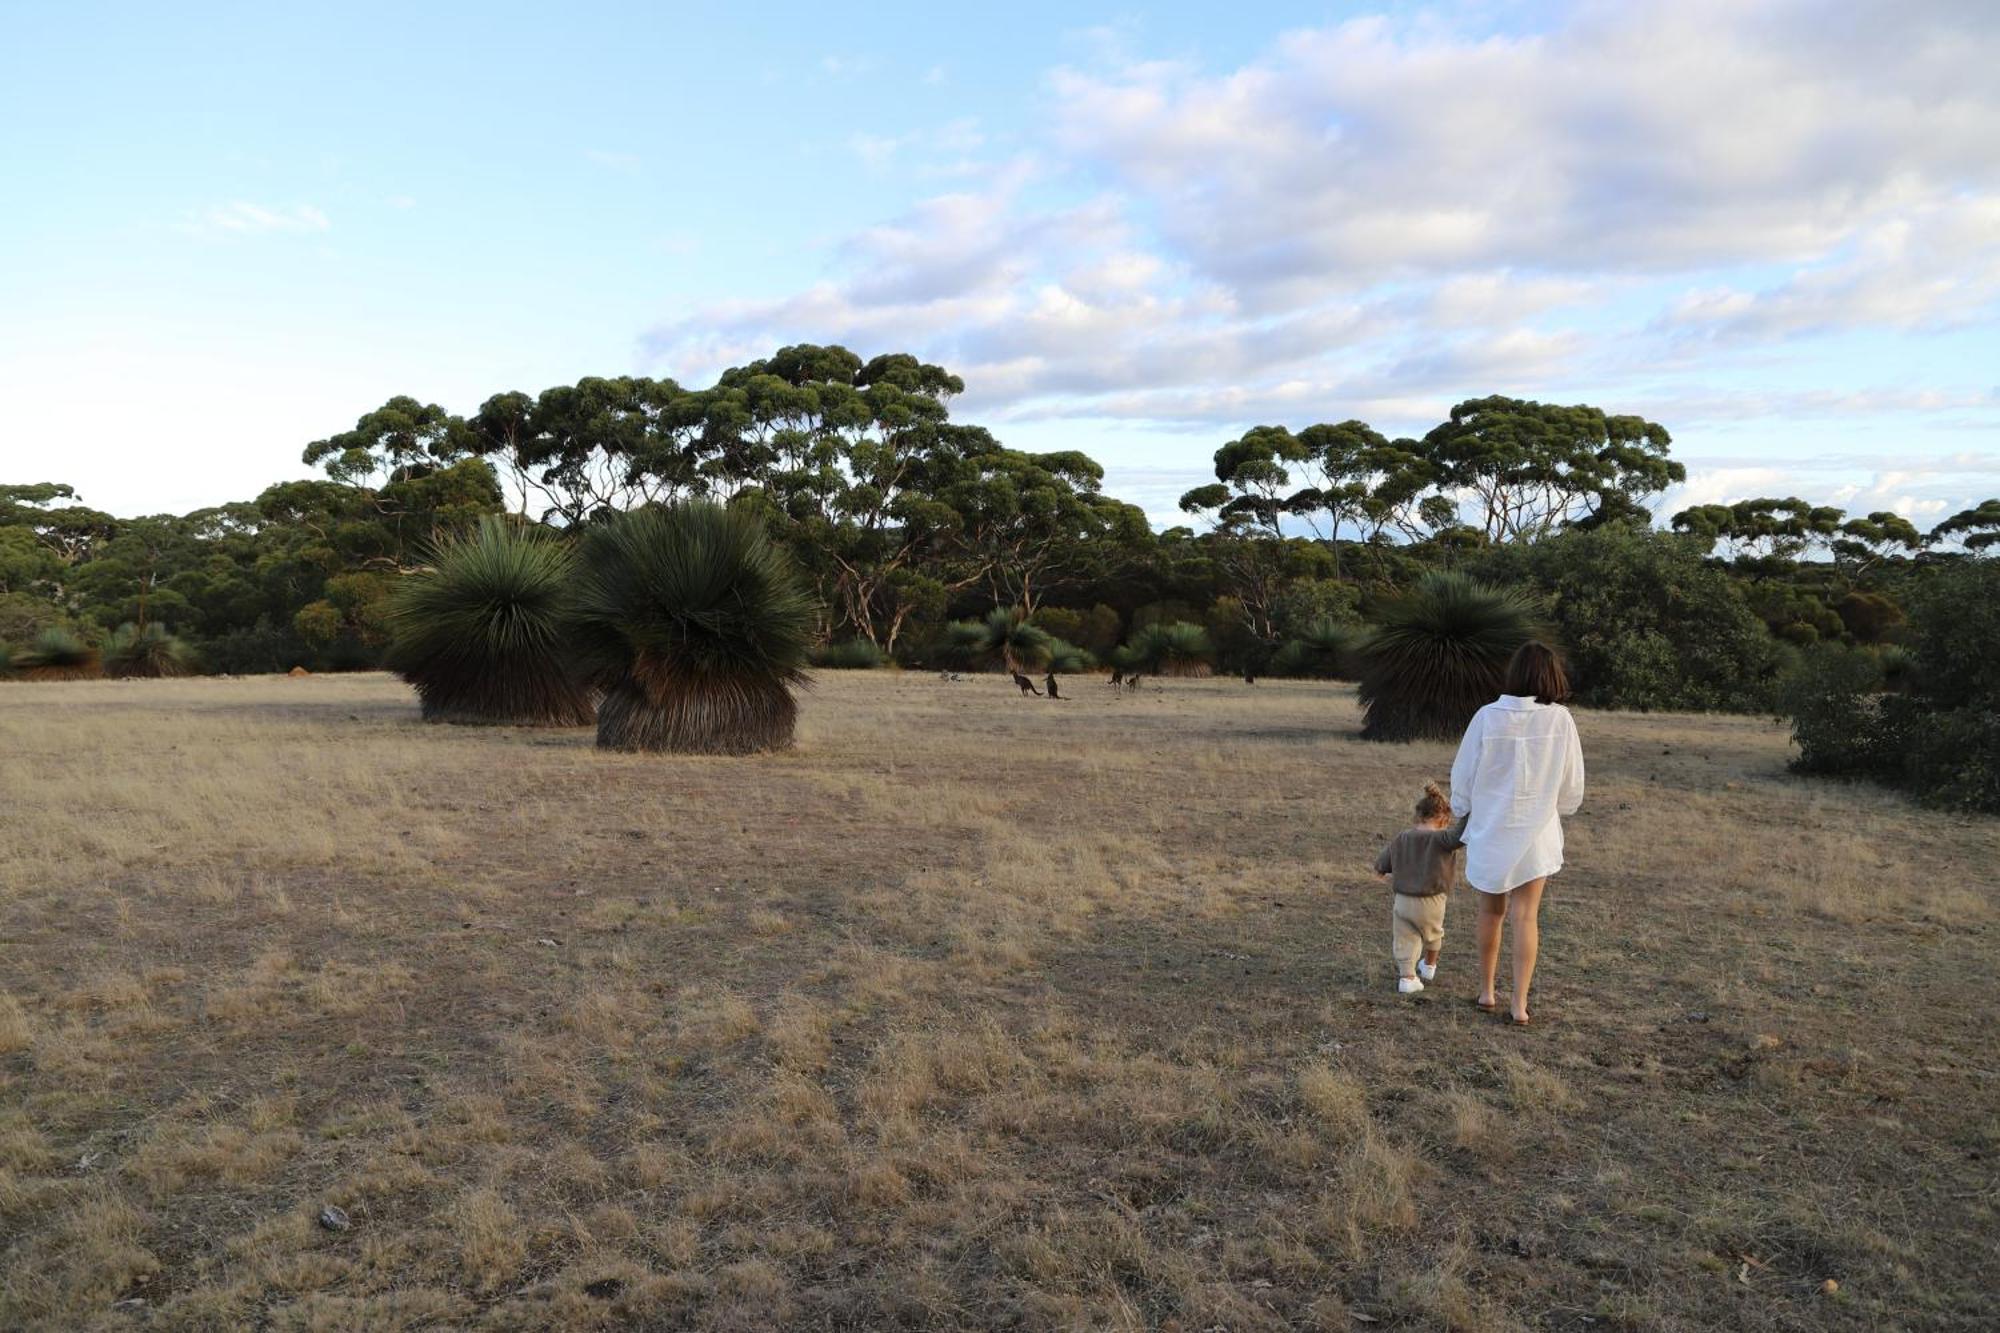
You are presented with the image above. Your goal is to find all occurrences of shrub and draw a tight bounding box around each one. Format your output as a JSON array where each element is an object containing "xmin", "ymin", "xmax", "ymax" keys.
[
  {"xmin": 946, "ymin": 608, "xmax": 1052, "ymax": 673},
  {"xmin": 1779, "ymin": 560, "xmax": 2000, "ymax": 812},
  {"xmin": 1270, "ymin": 618, "xmax": 1359, "ymax": 679},
  {"xmin": 1776, "ymin": 645, "xmax": 1890, "ymax": 777},
  {"xmin": 1046, "ymin": 637, "xmax": 1096, "ymax": 674},
  {"xmin": 575, "ymin": 502, "xmax": 814, "ymax": 754},
  {"xmin": 809, "ymin": 639, "xmax": 885, "ymax": 669},
  {"xmin": 0, "ymin": 642, "xmax": 11, "ymax": 678},
  {"xmin": 383, "ymin": 517, "xmax": 594, "ymax": 726},
  {"xmin": 15, "ymin": 627, "xmax": 102, "ymax": 681},
  {"xmin": 1117, "ymin": 621, "xmax": 1213, "ymax": 677},
  {"xmin": 1836, "ymin": 590, "xmax": 1906, "ymax": 644},
  {"xmin": 103, "ymin": 623, "xmax": 196, "ymax": 678},
  {"xmin": 1033, "ymin": 604, "xmax": 1121, "ymax": 658},
  {"xmin": 1472, "ymin": 523, "xmax": 1780, "ymax": 711},
  {"xmin": 1357, "ymin": 573, "xmax": 1545, "ymax": 742}
]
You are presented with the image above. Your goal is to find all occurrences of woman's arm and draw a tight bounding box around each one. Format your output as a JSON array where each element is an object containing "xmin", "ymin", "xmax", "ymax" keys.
[
  {"xmin": 1449, "ymin": 710, "xmax": 1483, "ymax": 818},
  {"xmin": 1557, "ymin": 710, "xmax": 1586, "ymax": 816}
]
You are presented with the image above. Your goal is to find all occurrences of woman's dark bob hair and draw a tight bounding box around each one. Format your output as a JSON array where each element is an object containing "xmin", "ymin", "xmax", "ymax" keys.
[{"xmin": 1503, "ymin": 640, "xmax": 1571, "ymax": 704}]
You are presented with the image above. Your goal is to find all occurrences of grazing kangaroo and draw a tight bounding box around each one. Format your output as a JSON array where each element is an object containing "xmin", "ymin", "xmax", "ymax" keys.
[
  {"xmin": 1045, "ymin": 673, "xmax": 1061, "ymax": 699},
  {"xmin": 1012, "ymin": 672, "xmax": 1042, "ymax": 696},
  {"xmin": 1126, "ymin": 673, "xmax": 1144, "ymax": 691}
]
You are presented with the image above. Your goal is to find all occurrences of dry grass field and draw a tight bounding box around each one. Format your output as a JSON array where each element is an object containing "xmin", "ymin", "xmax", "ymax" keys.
[{"xmin": 1, "ymin": 671, "xmax": 1996, "ymax": 1331}]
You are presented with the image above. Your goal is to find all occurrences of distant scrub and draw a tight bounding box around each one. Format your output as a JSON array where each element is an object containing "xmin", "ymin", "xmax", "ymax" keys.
[
  {"xmin": 1117, "ymin": 621, "xmax": 1213, "ymax": 677},
  {"xmin": 1782, "ymin": 560, "xmax": 1999, "ymax": 813},
  {"xmin": 1471, "ymin": 523, "xmax": 1780, "ymax": 713},
  {"xmin": 810, "ymin": 639, "xmax": 886, "ymax": 670}
]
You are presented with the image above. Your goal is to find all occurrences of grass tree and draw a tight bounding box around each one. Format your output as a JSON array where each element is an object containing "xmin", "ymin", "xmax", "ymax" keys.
[
  {"xmin": 1271, "ymin": 618, "xmax": 1359, "ymax": 679},
  {"xmin": 576, "ymin": 501, "xmax": 814, "ymax": 754},
  {"xmin": 1117, "ymin": 621, "xmax": 1214, "ymax": 677},
  {"xmin": 384, "ymin": 516, "xmax": 595, "ymax": 726},
  {"xmin": 948, "ymin": 607, "xmax": 1052, "ymax": 674},
  {"xmin": 15, "ymin": 628, "xmax": 101, "ymax": 681},
  {"xmin": 103, "ymin": 623, "xmax": 195, "ymax": 678},
  {"xmin": 1046, "ymin": 637, "xmax": 1096, "ymax": 674},
  {"xmin": 1357, "ymin": 571, "xmax": 1546, "ymax": 742}
]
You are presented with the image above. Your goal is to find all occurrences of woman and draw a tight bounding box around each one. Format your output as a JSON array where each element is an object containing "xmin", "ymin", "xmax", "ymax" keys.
[{"xmin": 1449, "ymin": 642, "xmax": 1585, "ymax": 1026}]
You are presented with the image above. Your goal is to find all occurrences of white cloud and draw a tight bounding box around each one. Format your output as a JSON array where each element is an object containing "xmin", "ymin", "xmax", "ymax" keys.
[
  {"xmin": 641, "ymin": 0, "xmax": 2000, "ymax": 506},
  {"xmin": 188, "ymin": 201, "xmax": 330, "ymax": 236}
]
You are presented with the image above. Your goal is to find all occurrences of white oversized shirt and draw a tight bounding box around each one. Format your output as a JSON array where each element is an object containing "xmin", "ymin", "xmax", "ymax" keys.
[{"xmin": 1448, "ymin": 695, "xmax": 1585, "ymax": 893}]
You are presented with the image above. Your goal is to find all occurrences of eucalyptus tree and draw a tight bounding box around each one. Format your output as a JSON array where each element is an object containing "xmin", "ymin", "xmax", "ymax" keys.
[
  {"xmin": 1932, "ymin": 499, "xmax": 2000, "ymax": 553},
  {"xmin": 1422, "ymin": 396, "xmax": 1683, "ymax": 543},
  {"xmin": 1671, "ymin": 497, "xmax": 1846, "ymax": 562}
]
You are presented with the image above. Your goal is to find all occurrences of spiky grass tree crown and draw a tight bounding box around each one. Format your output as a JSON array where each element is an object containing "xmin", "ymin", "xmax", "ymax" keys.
[
  {"xmin": 1117, "ymin": 621, "xmax": 1214, "ymax": 677},
  {"xmin": 1046, "ymin": 637, "xmax": 1095, "ymax": 674},
  {"xmin": 104, "ymin": 623, "xmax": 195, "ymax": 678},
  {"xmin": 1272, "ymin": 618, "xmax": 1359, "ymax": 679},
  {"xmin": 576, "ymin": 502, "xmax": 813, "ymax": 754},
  {"xmin": 384, "ymin": 516, "xmax": 594, "ymax": 726},
  {"xmin": 947, "ymin": 608, "xmax": 1053, "ymax": 674},
  {"xmin": 1357, "ymin": 572, "xmax": 1548, "ymax": 742},
  {"xmin": 16, "ymin": 627, "xmax": 101, "ymax": 681}
]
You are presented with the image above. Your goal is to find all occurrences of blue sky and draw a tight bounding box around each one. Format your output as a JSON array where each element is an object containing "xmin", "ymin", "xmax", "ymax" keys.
[{"xmin": 3, "ymin": 0, "xmax": 1996, "ymax": 531}]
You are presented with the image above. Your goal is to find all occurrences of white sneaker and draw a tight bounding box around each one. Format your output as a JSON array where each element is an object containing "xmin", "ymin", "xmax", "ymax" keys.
[
  {"xmin": 1417, "ymin": 960, "xmax": 1437, "ymax": 982},
  {"xmin": 1397, "ymin": 976, "xmax": 1425, "ymax": 994}
]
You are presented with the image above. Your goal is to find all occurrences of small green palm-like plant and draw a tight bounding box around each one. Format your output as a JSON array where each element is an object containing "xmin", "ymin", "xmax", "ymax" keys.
[
  {"xmin": 1046, "ymin": 637, "xmax": 1096, "ymax": 674},
  {"xmin": 1271, "ymin": 618, "xmax": 1359, "ymax": 679},
  {"xmin": 948, "ymin": 608, "xmax": 1053, "ymax": 674},
  {"xmin": 1357, "ymin": 572, "xmax": 1546, "ymax": 742},
  {"xmin": 1117, "ymin": 621, "xmax": 1213, "ymax": 677},
  {"xmin": 384, "ymin": 517, "xmax": 594, "ymax": 726},
  {"xmin": 104, "ymin": 622, "xmax": 195, "ymax": 678},
  {"xmin": 16, "ymin": 627, "xmax": 101, "ymax": 681},
  {"xmin": 575, "ymin": 502, "xmax": 814, "ymax": 754}
]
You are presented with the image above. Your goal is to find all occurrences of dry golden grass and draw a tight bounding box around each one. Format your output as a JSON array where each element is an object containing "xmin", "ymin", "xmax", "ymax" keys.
[{"xmin": 1, "ymin": 669, "xmax": 1996, "ymax": 1330}]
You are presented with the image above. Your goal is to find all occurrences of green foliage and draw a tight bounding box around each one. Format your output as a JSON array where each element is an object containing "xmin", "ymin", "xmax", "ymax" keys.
[
  {"xmin": 1777, "ymin": 645, "xmax": 1891, "ymax": 776},
  {"xmin": 809, "ymin": 638, "xmax": 886, "ymax": 669},
  {"xmin": 1045, "ymin": 637, "xmax": 1096, "ymax": 674},
  {"xmin": 1033, "ymin": 603, "xmax": 1122, "ymax": 658},
  {"xmin": 575, "ymin": 502, "xmax": 813, "ymax": 754},
  {"xmin": 946, "ymin": 607, "xmax": 1053, "ymax": 673},
  {"xmin": 1835, "ymin": 590, "xmax": 1906, "ymax": 644},
  {"xmin": 1471, "ymin": 523, "xmax": 1781, "ymax": 712},
  {"xmin": 1271, "ymin": 618, "xmax": 1359, "ymax": 679},
  {"xmin": 1271, "ymin": 578, "xmax": 1362, "ymax": 637},
  {"xmin": 1780, "ymin": 561, "xmax": 2000, "ymax": 812},
  {"xmin": 1117, "ymin": 621, "xmax": 1213, "ymax": 677},
  {"xmin": 1357, "ymin": 573, "xmax": 1546, "ymax": 742},
  {"xmin": 15, "ymin": 626, "xmax": 101, "ymax": 681},
  {"xmin": 383, "ymin": 517, "xmax": 594, "ymax": 725},
  {"xmin": 1931, "ymin": 498, "xmax": 2000, "ymax": 552},
  {"xmin": 103, "ymin": 622, "xmax": 195, "ymax": 678},
  {"xmin": 0, "ymin": 642, "xmax": 11, "ymax": 678},
  {"xmin": 1424, "ymin": 396, "xmax": 1683, "ymax": 543}
]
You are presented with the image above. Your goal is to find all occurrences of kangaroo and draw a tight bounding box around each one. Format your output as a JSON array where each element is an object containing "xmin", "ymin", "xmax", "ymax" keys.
[
  {"xmin": 1012, "ymin": 672, "xmax": 1042, "ymax": 697},
  {"xmin": 1126, "ymin": 673, "xmax": 1144, "ymax": 691},
  {"xmin": 1045, "ymin": 674, "xmax": 1061, "ymax": 699},
  {"xmin": 1108, "ymin": 668, "xmax": 1124, "ymax": 686}
]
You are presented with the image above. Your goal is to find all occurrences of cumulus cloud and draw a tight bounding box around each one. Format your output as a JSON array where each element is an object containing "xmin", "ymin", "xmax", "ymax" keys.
[{"xmin": 641, "ymin": 0, "xmax": 2000, "ymax": 493}]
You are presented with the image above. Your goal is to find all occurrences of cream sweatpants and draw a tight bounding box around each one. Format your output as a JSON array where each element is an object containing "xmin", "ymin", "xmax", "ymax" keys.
[{"xmin": 1392, "ymin": 893, "xmax": 1447, "ymax": 977}]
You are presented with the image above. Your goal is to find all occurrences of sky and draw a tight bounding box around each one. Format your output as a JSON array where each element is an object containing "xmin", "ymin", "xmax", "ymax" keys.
[{"xmin": 2, "ymin": 0, "xmax": 1997, "ymax": 531}]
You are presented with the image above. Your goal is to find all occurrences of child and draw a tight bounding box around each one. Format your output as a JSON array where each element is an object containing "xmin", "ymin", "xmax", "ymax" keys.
[{"xmin": 1373, "ymin": 781, "xmax": 1468, "ymax": 994}]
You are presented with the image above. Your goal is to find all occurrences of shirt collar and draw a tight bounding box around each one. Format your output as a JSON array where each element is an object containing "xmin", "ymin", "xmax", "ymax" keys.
[{"xmin": 1494, "ymin": 694, "xmax": 1542, "ymax": 710}]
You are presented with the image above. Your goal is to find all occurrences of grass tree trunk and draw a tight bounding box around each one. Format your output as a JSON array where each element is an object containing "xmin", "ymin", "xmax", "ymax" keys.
[{"xmin": 595, "ymin": 657, "xmax": 799, "ymax": 754}]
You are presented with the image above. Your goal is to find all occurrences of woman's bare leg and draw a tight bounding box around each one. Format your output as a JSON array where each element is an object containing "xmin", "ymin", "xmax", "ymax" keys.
[
  {"xmin": 1475, "ymin": 890, "xmax": 1508, "ymax": 1007},
  {"xmin": 1505, "ymin": 877, "xmax": 1547, "ymax": 1022}
]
